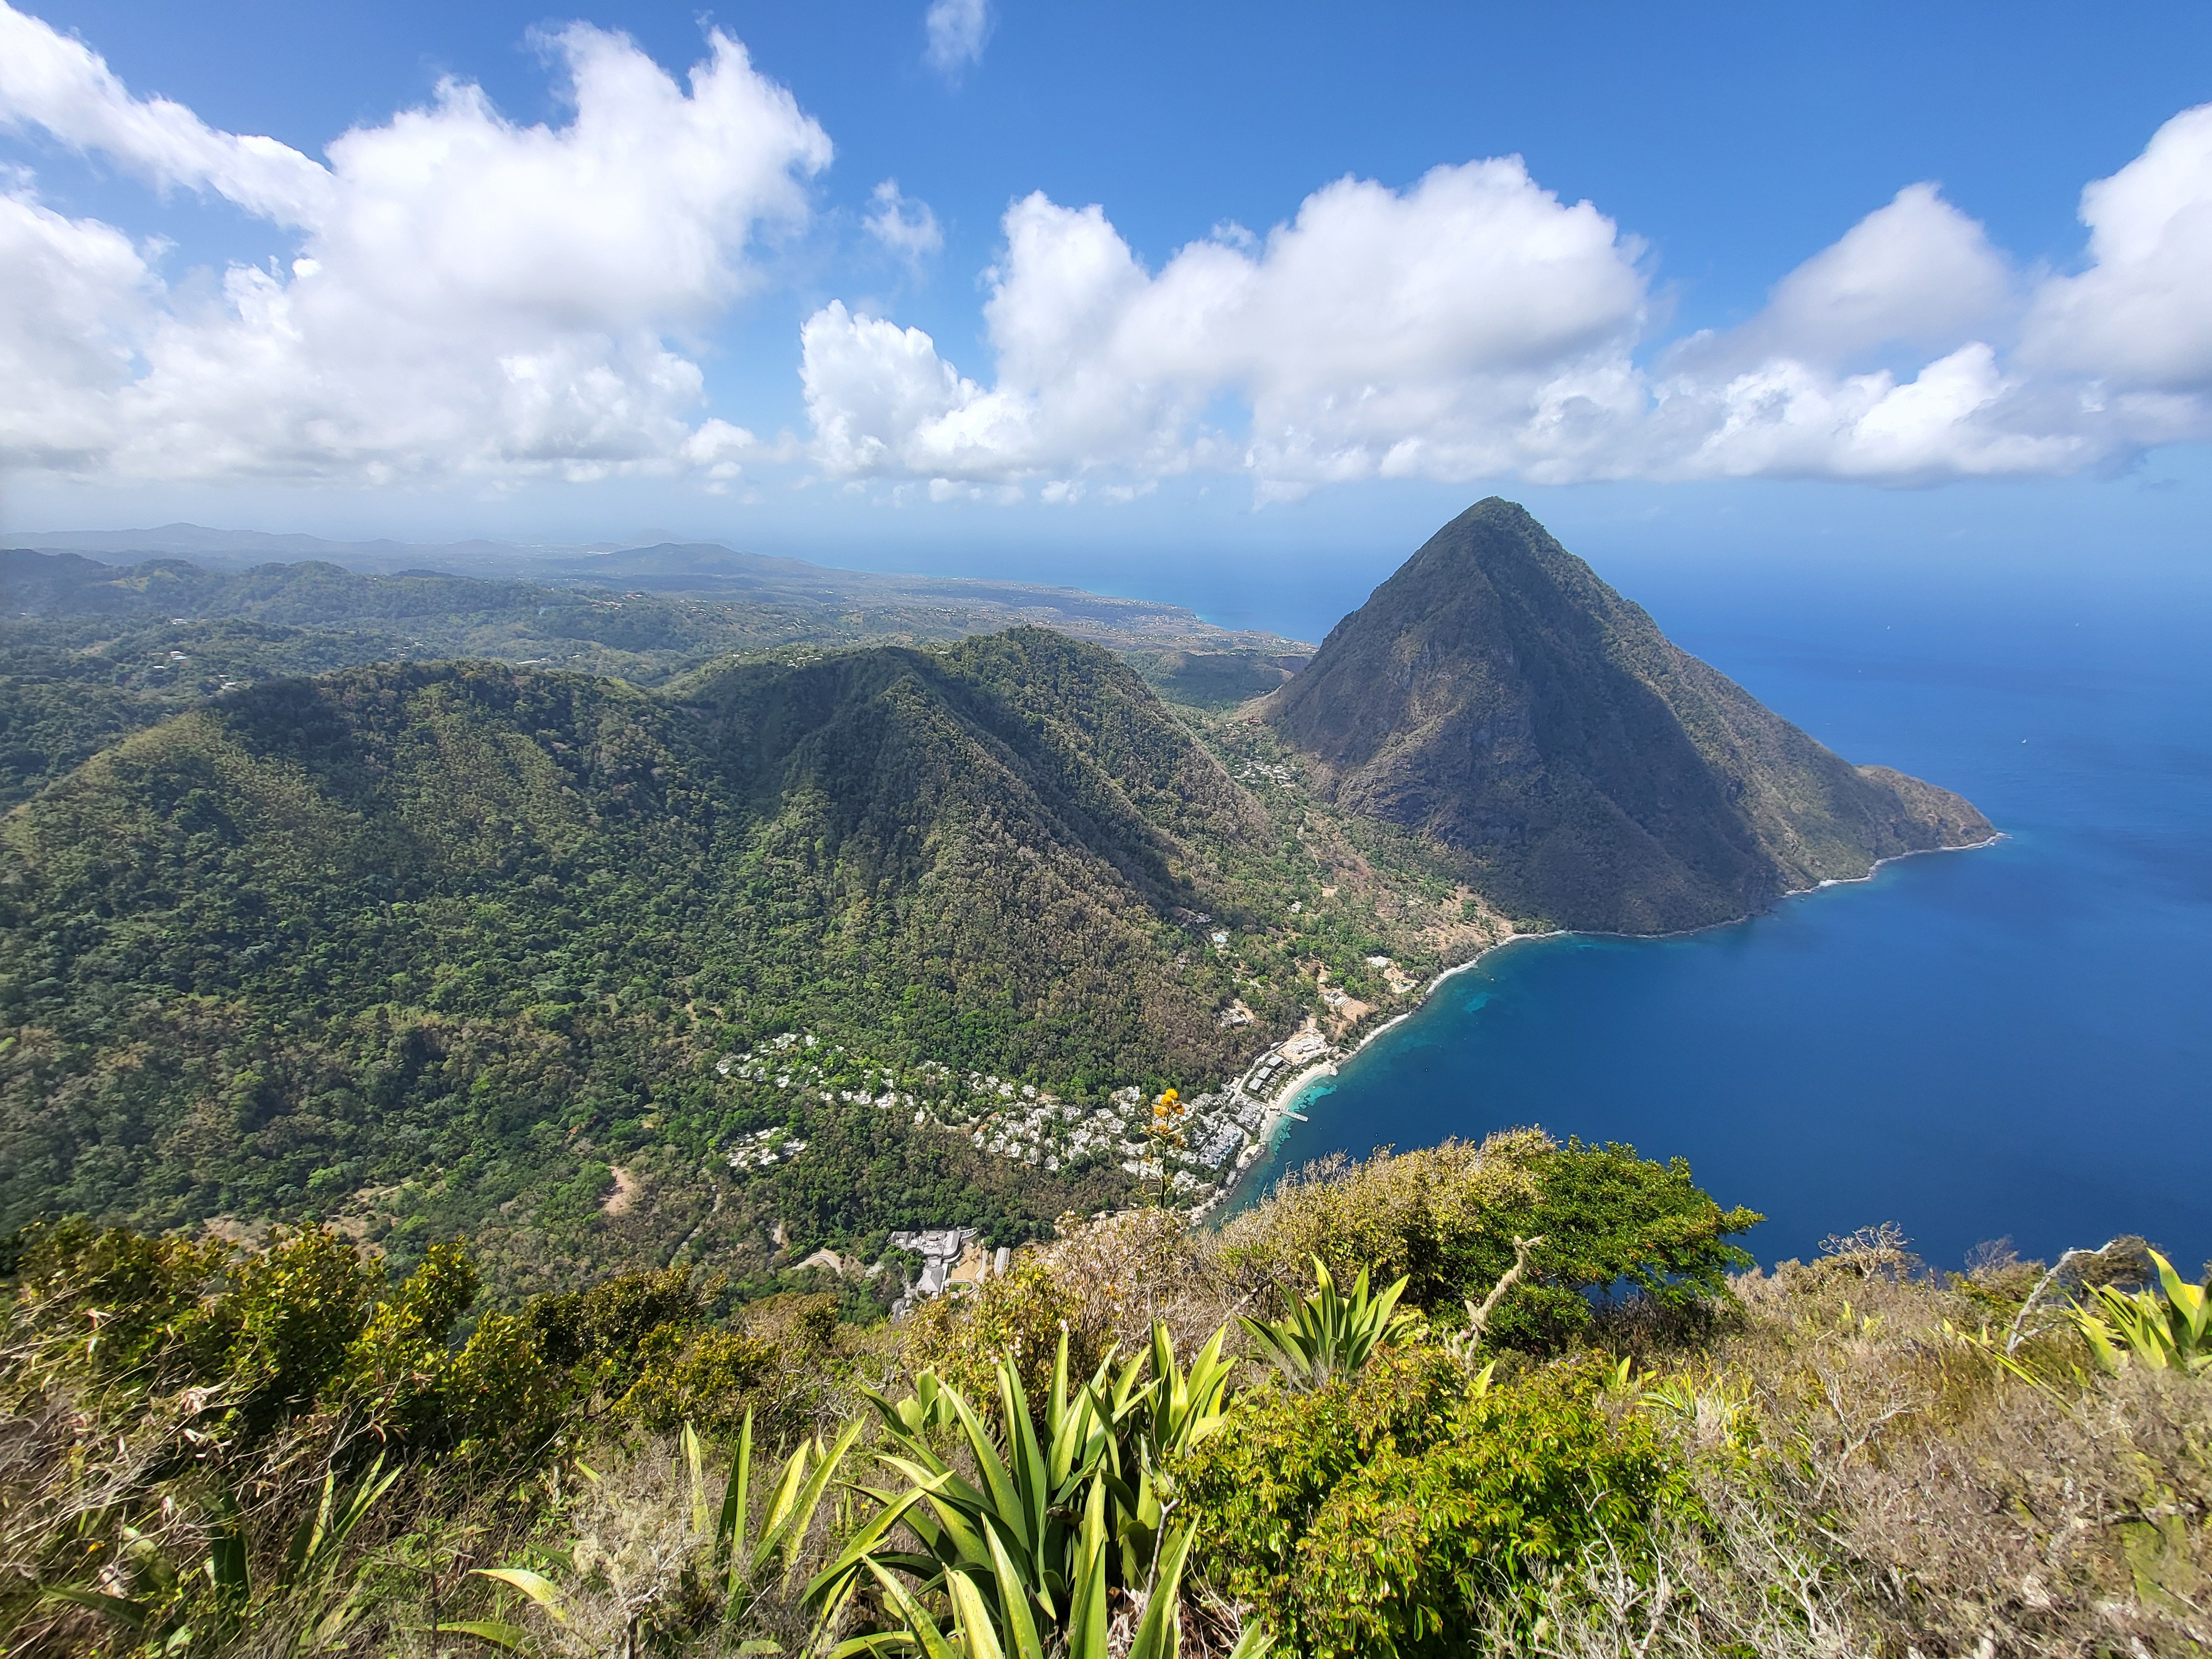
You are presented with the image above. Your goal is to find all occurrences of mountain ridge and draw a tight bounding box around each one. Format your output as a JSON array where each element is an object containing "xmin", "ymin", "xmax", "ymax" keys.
[{"xmin": 0, "ymin": 632, "xmax": 1339, "ymax": 1285}]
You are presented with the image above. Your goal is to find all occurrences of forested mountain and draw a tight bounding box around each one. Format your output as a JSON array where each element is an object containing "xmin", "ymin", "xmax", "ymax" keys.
[
  {"xmin": 0, "ymin": 632, "xmax": 1413, "ymax": 1292},
  {"xmin": 0, "ymin": 503, "xmax": 1991, "ymax": 1298},
  {"xmin": 1266, "ymin": 498, "xmax": 1992, "ymax": 933}
]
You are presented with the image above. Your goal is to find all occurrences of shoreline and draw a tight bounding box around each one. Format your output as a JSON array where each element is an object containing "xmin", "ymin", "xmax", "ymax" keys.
[
  {"xmin": 1381, "ymin": 831, "xmax": 2005, "ymax": 1044},
  {"xmin": 1203, "ymin": 830, "xmax": 2003, "ymax": 1218}
]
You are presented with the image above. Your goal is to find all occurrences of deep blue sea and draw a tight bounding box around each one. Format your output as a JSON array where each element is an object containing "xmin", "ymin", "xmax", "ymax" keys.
[{"xmin": 1204, "ymin": 566, "xmax": 2212, "ymax": 1274}]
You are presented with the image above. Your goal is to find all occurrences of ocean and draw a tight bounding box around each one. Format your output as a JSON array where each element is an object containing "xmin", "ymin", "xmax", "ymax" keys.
[{"xmin": 1211, "ymin": 564, "xmax": 2212, "ymax": 1274}]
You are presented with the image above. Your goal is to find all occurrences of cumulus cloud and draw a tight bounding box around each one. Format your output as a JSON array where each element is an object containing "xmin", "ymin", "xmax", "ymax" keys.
[
  {"xmin": 2021, "ymin": 103, "xmax": 2212, "ymax": 392},
  {"xmin": 12, "ymin": 0, "xmax": 2211, "ymax": 505},
  {"xmin": 1642, "ymin": 183, "xmax": 2062, "ymax": 483},
  {"xmin": 0, "ymin": 2, "xmax": 329, "ymax": 222},
  {"xmin": 924, "ymin": 0, "xmax": 992, "ymax": 81},
  {"xmin": 0, "ymin": 2, "xmax": 830, "ymax": 483},
  {"xmin": 1650, "ymin": 345, "xmax": 2091, "ymax": 483},
  {"xmin": 0, "ymin": 189, "xmax": 157, "ymax": 471},
  {"xmin": 804, "ymin": 160, "xmax": 1651, "ymax": 492},
  {"xmin": 1670, "ymin": 182, "xmax": 2015, "ymax": 374},
  {"xmin": 864, "ymin": 179, "xmax": 943, "ymax": 263},
  {"xmin": 803, "ymin": 106, "xmax": 2212, "ymax": 495},
  {"xmin": 1653, "ymin": 109, "xmax": 2212, "ymax": 482}
]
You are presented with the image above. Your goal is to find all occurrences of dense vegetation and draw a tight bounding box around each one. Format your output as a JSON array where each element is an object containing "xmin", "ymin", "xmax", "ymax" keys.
[
  {"xmin": 6, "ymin": 1136, "xmax": 2203, "ymax": 1658},
  {"xmin": 1266, "ymin": 498, "xmax": 1992, "ymax": 932},
  {"xmin": 0, "ymin": 632, "xmax": 1492, "ymax": 1287},
  {"xmin": 1121, "ymin": 650, "xmax": 1307, "ymax": 712},
  {"xmin": 0, "ymin": 618, "xmax": 425, "ymax": 809}
]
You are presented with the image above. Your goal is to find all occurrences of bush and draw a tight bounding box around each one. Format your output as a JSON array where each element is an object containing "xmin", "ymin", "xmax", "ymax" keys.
[
  {"xmin": 1179, "ymin": 1347, "xmax": 1695, "ymax": 1656},
  {"xmin": 613, "ymin": 1326, "xmax": 781, "ymax": 1436},
  {"xmin": 1218, "ymin": 1130, "xmax": 1760, "ymax": 1350}
]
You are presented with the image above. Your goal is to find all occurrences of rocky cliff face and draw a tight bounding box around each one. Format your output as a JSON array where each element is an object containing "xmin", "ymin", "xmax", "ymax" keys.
[{"xmin": 1264, "ymin": 498, "xmax": 1991, "ymax": 933}]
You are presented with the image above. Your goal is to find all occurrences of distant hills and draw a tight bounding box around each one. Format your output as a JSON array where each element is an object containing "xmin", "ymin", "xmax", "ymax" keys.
[
  {"xmin": 0, "ymin": 544, "xmax": 1309, "ymax": 808},
  {"xmin": 7, "ymin": 525, "xmax": 1295, "ymax": 646},
  {"xmin": 0, "ymin": 502, "xmax": 1990, "ymax": 1290},
  {"xmin": 11, "ymin": 522, "xmax": 575, "ymax": 571},
  {"xmin": 2, "ymin": 535, "xmax": 1305, "ymax": 651},
  {"xmin": 1266, "ymin": 499, "xmax": 1991, "ymax": 932}
]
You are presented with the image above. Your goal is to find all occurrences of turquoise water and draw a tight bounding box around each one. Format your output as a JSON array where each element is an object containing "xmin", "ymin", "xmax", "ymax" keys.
[{"xmin": 1225, "ymin": 576, "xmax": 2212, "ymax": 1272}]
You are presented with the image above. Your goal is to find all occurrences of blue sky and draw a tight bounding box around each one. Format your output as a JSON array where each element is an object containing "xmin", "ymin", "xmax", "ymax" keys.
[{"xmin": 2, "ymin": 0, "xmax": 2208, "ymax": 615}]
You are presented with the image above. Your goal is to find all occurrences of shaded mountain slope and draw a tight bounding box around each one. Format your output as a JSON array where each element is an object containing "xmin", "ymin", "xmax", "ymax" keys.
[
  {"xmin": 1264, "ymin": 499, "xmax": 1991, "ymax": 932},
  {"xmin": 670, "ymin": 629, "xmax": 1269, "ymax": 1081}
]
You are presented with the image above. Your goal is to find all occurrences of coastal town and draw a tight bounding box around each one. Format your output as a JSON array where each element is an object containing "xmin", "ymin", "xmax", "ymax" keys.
[
  {"xmin": 710, "ymin": 1020, "xmax": 1343, "ymax": 1198},
  {"xmin": 696, "ymin": 1014, "xmax": 1359, "ymax": 1309}
]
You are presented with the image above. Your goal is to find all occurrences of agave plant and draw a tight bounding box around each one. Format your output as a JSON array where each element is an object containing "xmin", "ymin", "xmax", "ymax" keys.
[
  {"xmin": 805, "ymin": 1323, "xmax": 1233, "ymax": 1658},
  {"xmin": 1237, "ymin": 1257, "xmax": 1412, "ymax": 1391},
  {"xmin": 832, "ymin": 1480, "xmax": 1193, "ymax": 1659},
  {"xmin": 706, "ymin": 1413, "xmax": 866, "ymax": 1601},
  {"xmin": 1101, "ymin": 1322, "xmax": 1235, "ymax": 1574},
  {"xmin": 2075, "ymin": 1250, "xmax": 2212, "ymax": 1375}
]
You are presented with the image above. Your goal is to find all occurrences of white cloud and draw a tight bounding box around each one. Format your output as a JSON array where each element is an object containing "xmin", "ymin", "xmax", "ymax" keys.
[
  {"xmin": 924, "ymin": 0, "xmax": 993, "ymax": 81},
  {"xmin": 1653, "ymin": 345, "xmax": 2090, "ymax": 483},
  {"xmin": 800, "ymin": 300, "xmax": 1030, "ymax": 477},
  {"xmin": 14, "ymin": 0, "xmax": 2210, "ymax": 507},
  {"xmin": 0, "ymin": 189, "xmax": 156, "ymax": 470},
  {"xmin": 1656, "ymin": 110, "xmax": 2212, "ymax": 480},
  {"xmin": 0, "ymin": 3, "xmax": 829, "ymax": 484},
  {"xmin": 1671, "ymin": 182, "xmax": 2015, "ymax": 373},
  {"xmin": 2021, "ymin": 103, "xmax": 2212, "ymax": 392},
  {"xmin": 0, "ymin": 2, "xmax": 330, "ymax": 222},
  {"xmin": 804, "ymin": 106, "xmax": 2212, "ymax": 495},
  {"xmin": 864, "ymin": 179, "xmax": 943, "ymax": 263},
  {"xmin": 804, "ymin": 161, "xmax": 1651, "ymax": 490}
]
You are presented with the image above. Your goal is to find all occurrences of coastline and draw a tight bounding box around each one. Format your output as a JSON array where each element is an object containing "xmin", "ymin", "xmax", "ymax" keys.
[{"xmin": 1202, "ymin": 830, "xmax": 2003, "ymax": 1219}]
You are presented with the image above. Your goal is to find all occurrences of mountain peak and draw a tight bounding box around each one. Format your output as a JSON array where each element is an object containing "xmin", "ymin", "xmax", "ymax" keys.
[{"xmin": 1266, "ymin": 503, "xmax": 1990, "ymax": 933}]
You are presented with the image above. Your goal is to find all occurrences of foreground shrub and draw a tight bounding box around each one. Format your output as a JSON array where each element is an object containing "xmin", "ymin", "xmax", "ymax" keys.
[
  {"xmin": 0, "ymin": 1222, "xmax": 881, "ymax": 1657},
  {"xmin": 1217, "ymin": 1130, "xmax": 1760, "ymax": 1350},
  {"xmin": 1180, "ymin": 1344, "xmax": 1693, "ymax": 1655}
]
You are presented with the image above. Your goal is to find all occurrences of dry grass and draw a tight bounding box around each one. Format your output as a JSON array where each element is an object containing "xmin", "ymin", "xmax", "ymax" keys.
[{"xmin": 1557, "ymin": 1254, "xmax": 2212, "ymax": 1658}]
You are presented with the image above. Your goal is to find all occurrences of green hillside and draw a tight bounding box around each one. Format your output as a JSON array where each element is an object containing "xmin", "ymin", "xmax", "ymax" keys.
[
  {"xmin": 1266, "ymin": 498, "xmax": 1992, "ymax": 932},
  {"xmin": 0, "ymin": 632, "xmax": 1398, "ymax": 1290}
]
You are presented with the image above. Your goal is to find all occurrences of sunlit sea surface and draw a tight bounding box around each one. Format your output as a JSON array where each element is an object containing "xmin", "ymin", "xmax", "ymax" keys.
[{"xmin": 1206, "ymin": 569, "xmax": 2212, "ymax": 1272}]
